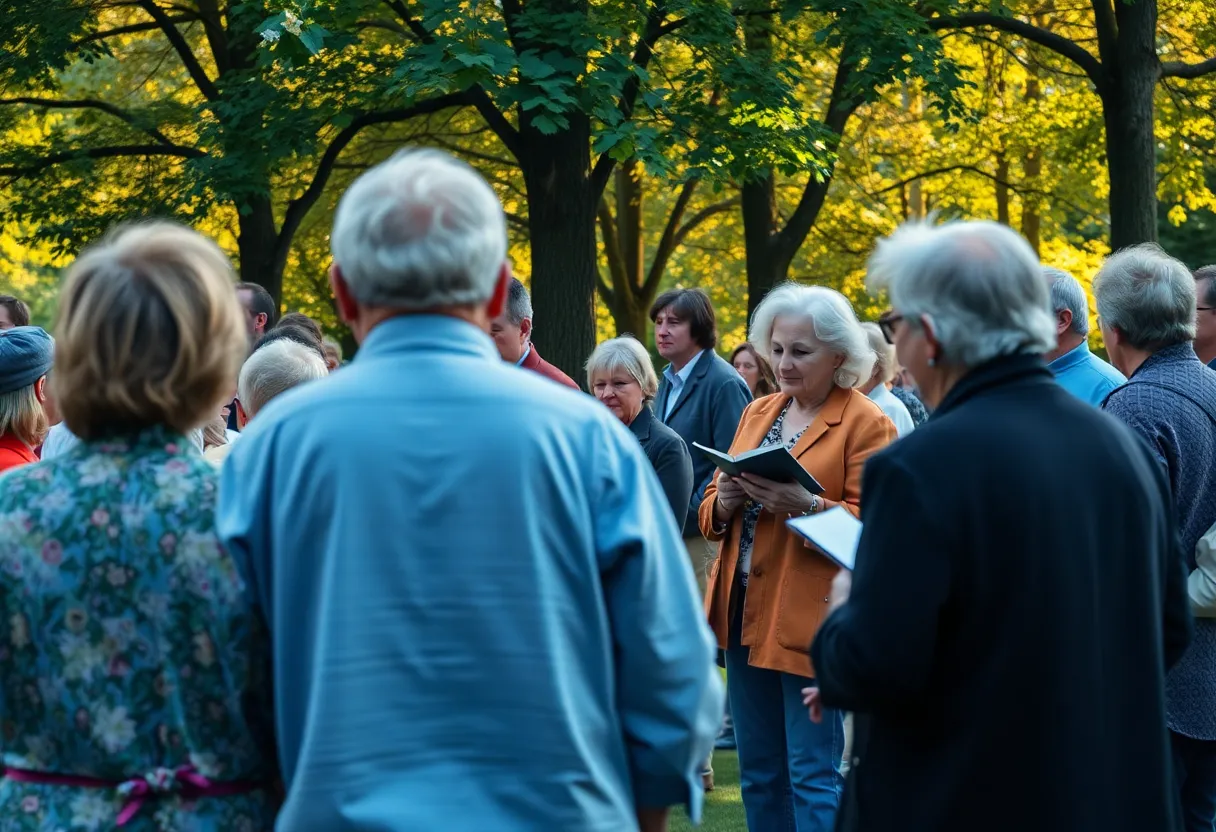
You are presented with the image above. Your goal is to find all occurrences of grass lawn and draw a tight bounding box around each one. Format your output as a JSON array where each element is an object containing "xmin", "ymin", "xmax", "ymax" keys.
[{"xmin": 669, "ymin": 750, "xmax": 747, "ymax": 832}]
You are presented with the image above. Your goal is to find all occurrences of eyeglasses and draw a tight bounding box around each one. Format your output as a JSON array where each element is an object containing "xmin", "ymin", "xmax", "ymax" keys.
[
  {"xmin": 1199, "ymin": 307, "xmax": 1215, "ymax": 312},
  {"xmin": 877, "ymin": 311, "xmax": 904, "ymax": 345}
]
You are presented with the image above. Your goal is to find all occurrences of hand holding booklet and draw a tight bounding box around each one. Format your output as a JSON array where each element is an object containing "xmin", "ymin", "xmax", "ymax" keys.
[
  {"xmin": 692, "ymin": 442, "xmax": 824, "ymax": 495},
  {"xmin": 786, "ymin": 507, "xmax": 862, "ymax": 571}
]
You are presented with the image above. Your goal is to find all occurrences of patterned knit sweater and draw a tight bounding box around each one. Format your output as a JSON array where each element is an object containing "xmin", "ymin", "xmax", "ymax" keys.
[{"xmin": 1103, "ymin": 343, "xmax": 1216, "ymax": 740}]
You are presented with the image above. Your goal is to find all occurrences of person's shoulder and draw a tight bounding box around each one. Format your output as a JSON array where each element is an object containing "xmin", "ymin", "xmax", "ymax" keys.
[
  {"xmin": 1083, "ymin": 351, "xmax": 1126, "ymax": 384},
  {"xmin": 842, "ymin": 387, "xmax": 891, "ymax": 426},
  {"xmin": 703, "ymin": 351, "xmax": 748, "ymax": 387}
]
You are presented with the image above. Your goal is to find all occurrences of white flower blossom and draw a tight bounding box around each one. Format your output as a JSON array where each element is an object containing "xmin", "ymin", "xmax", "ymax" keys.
[
  {"xmin": 58, "ymin": 633, "xmax": 105, "ymax": 683},
  {"xmin": 91, "ymin": 703, "xmax": 137, "ymax": 753},
  {"xmin": 77, "ymin": 456, "xmax": 119, "ymax": 487},
  {"xmin": 283, "ymin": 10, "xmax": 303, "ymax": 35},
  {"xmin": 70, "ymin": 792, "xmax": 114, "ymax": 830},
  {"xmin": 261, "ymin": 28, "xmax": 282, "ymax": 43}
]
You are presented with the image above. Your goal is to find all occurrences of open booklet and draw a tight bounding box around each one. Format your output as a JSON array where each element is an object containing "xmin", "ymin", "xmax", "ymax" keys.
[
  {"xmin": 786, "ymin": 507, "xmax": 862, "ymax": 571},
  {"xmin": 692, "ymin": 442, "xmax": 824, "ymax": 495}
]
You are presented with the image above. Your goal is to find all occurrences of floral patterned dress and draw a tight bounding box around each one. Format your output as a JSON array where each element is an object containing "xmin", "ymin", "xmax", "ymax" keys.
[{"xmin": 0, "ymin": 427, "xmax": 277, "ymax": 831}]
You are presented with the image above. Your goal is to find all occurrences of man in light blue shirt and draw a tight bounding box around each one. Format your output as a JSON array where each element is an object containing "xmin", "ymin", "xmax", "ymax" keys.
[
  {"xmin": 1043, "ymin": 267, "xmax": 1125, "ymax": 405},
  {"xmin": 217, "ymin": 149, "xmax": 722, "ymax": 832}
]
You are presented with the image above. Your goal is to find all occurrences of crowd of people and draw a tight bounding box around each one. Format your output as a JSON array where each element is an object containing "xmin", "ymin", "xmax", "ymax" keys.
[{"xmin": 0, "ymin": 146, "xmax": 1213, "ymax": 832}]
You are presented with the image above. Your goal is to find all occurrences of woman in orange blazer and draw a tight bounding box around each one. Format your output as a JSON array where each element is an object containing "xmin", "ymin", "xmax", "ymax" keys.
[{"xmin": 700, "ymin": 284, "xmax": 896, "ymax": 832}]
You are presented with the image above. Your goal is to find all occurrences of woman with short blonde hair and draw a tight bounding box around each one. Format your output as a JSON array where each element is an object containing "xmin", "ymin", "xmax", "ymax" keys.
[
  {"xmin": 0, "ymin": 222, "xmax": 279, "ymax": 830},
  {"xmin": 586, "ymin": 335, "xmax": 693, "ymax": 531}
]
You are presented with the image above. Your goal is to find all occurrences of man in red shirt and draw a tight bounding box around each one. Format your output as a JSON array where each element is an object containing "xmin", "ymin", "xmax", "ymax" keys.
[{"xmin": 489, "ymin": 278, "xmax": 580, "ymax": 390}]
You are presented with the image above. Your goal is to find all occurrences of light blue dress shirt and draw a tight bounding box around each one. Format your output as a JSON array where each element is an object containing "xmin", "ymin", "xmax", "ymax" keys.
[
  {"xmin": 1048, "ymin": 341, "xmax": 1126, "ymax": 406},
  {"xmin": 662, "ymin": 350, "xmax": 704, "ymax": 420},
  {"xmin": 217, "ymin": 315, "xmax": 722, "ymax": 831}
]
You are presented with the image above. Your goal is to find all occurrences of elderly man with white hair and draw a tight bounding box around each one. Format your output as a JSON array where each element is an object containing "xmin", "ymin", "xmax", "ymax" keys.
[
  {"xmin": 217, "ymin": 148, "xmax": 722, "ymax": 832},
  {"xmin": 806, "ymin": 221, "xmax": 1191, "ymax": 832},
  {"xmin": 203, "ymin": 338, "xmax": 327, "ymax": 466},
  {"xmin": 1096, "ymin": 243, "xmax": 1216, "ymax": 832},
  {"xmin": 1042, "ymin": 266, "xmax": 1125, "ymax": 405},
  {"xmin": 859, "ymin": 322, "xmax": 914, "ymax": 436}
]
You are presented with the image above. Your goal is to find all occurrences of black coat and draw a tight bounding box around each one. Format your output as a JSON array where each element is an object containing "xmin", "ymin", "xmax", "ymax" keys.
[
  {"xmin": 629, "ymin": 404, "xmax": 695, "ymax": 535},
  {"xmin": 811, "ymin": 355, "xmax": 1192, "ymax": 832}
]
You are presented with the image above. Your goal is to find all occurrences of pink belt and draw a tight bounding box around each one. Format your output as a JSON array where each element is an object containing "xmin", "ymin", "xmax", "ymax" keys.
[{"xmin": 5, "ymin": 765, "xmax": 263, "ymax": 825}]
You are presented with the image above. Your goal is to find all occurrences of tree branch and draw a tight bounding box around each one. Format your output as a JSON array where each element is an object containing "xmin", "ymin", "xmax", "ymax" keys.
[
  {"xmin": 0, "ymin": 97, "xmax": 181, "ymax": 147},
  {"xmin": 137, "ymin": 0, "xmax": 220, "ymax": 100},
  {"xmin": 597, "ymin": 199, "xmax": 627, "ymax": 306},
  {"xmin": 644, "ymin": 178, "xmax": 699, "ymax": 295},
  {"xmin": 673, "ymin": 197, "xmax": 739, "ymax": 246},
  {"xmin": 75, "ymin": 15, "xmax": 200, "ymax": 45},
  {"xmin": 869, "ymin": 164, "xmax": 1103, "ymax": 221},
  {"xmin": 1161, "ymin": 57, "xmax": 1216, "ymax": 79},
  {"xmin": 274, "ymin": 92, "xmax": 470, "ymax": 274},
  {"xmin": 591, "ymin": 2, "xmax": 669, "ymax": 196},
  {"xmin": 0, "ymin": 143, "xmax": 204, "ymax": 178},
  {"xmin": 927, "ymin": 12, "xmax": 1105, "ymax": 88},
  {"xmin": 384, "ymin": 0, "xmax": 432, "ymax": 42}
]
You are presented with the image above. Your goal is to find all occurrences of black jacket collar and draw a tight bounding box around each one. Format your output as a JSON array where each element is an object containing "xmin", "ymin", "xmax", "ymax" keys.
[{"xmin": 933, "ymin": 353, "xmax": 1054, "ymax": 419}]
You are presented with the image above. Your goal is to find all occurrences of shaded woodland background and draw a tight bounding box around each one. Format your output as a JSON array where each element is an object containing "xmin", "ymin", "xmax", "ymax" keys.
[{"xmin": 3, "ymin": 0, "xmax": 1214, "ymax": 377}]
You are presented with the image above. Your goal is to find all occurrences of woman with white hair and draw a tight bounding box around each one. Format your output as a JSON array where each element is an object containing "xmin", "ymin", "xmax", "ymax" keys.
[
  {"xmin": 859, "ymin": 322, "xmax": 914, "ymax": 436},
  {"xmin": 698, "ymin": 283, "xmax": 896, "ymax": 831},
  {"xmin": 807, "ymin": 221, "xmax": 1191, "ymax": 832},
  {"xmin": 586, "ymin": 335, "xmax": 694, "ymax": 531}
]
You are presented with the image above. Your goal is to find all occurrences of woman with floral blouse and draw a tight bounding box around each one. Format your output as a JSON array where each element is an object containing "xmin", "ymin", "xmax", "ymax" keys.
[{"xmin": 0, "ymin": 222, "xmax": 278, "ymax": 830}]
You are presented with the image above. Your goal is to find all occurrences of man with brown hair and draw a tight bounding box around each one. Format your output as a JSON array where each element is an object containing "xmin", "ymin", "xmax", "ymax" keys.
[{"xmin": 0, "ymin": 295, "xmax": 31, "ymax": 330}]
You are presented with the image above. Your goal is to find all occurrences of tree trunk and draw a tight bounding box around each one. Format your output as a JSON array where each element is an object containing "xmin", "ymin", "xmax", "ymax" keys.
[
  {"xmin": 1104, "ymin": 0, "xmax": 1161, "ymax": 250},
  {"xmin": 520, "ymin": 117, "xmax": 597, "ymax": 385},
  {"xmin": 995, "ymin": 151, "xmax": 1011, "ymax": 226},
  {"xmin": 1021, "ymin": 76, "xmax": 1042, "ymax": 255},
  {"xmin": 741, "ymin": 173, "xmax": 787, "ymax": 323},
  {"xmin": 237, "ymin": 195, "xmax": 282, "ymax": 305}
]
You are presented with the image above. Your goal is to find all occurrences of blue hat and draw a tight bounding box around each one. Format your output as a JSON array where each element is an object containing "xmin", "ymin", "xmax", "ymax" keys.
[{"xmin": 0, "ymin": 326, "xmax": 54, "ymax": 394}]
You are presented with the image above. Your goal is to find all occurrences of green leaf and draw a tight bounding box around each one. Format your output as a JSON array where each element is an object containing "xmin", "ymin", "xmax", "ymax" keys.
[{"xmin": 530, "ymin": 113, "xmax": 563, "ymax": 134}]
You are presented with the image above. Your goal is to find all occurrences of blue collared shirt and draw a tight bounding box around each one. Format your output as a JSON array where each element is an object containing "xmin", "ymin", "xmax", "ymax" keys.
[
  {"xmin": 218, "ymin": 315, "xmax": 722, "ymax": 831},
  {"xmin": 1048, "ymin": 342, "xmax": 1126, "ymax": 406},
  {"xmin": 515, "ymin": 343, "xmax": 531, "ymax": 366},
  {"xmin": 662, "ymin": 350, "xmax": 704, "ymax": 419}
]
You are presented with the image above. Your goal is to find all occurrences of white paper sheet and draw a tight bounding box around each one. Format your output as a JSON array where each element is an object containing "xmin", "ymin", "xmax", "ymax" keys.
[{"xmin": 786, "ymin": 507, "xmax": 863, "ymax": 571}]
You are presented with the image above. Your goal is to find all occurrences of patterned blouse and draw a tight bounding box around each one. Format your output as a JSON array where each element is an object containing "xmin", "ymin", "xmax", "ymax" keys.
[
  {"xmin": 0, "ymin": 427, "xmax": 277, "ymax": 831},
  {"xmin": 738, "ymin": 401, "xmax": 809, "ymax": 576}
]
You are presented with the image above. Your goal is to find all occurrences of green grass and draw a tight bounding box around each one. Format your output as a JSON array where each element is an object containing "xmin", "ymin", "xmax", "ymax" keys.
[{"xmin": 669, "ymin": 750, "xmax": 747, "ymax": 832}]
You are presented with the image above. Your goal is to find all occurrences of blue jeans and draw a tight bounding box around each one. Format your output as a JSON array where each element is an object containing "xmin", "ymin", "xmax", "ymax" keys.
[
  {"xmin": 1172, "ymin": 730, "xmax": 1216, "ymax": 832},
  {"xmin": 726, "ymin": 582, "xmax": 843, "ymax": 831}
]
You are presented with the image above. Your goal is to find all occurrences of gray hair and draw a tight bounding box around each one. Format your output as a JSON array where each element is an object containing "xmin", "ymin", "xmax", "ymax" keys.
[
  {"xmin": 585, "ymin": 335, "xmax": 659, "ymax": 400},
  {"xmin": 238, "ymin": 338, "xmax": 329, "ymax": 419},
  {"xmin": 866, "ymin": 220, "xmax": 1055, "ymax": 368},
  {"xmin": 321, "ymin": 336, "xmax": 343, "ymax": 362},
  {"xmin": 330, "ymin": 148, "xmax": 507, "ymax": 309},
  {"xmin": 1093, "ymin": 243, "xmax": 1196, "ymax": 351},
  {"xmin": 505, "ymin": 278, "xmax": 533, "ymax": 327},
  {"xmin": 749, "ymin": 283, "xmax": 875, "ymax": 389},
  {"xmin": 860, "ymin": 323, "xmax": 896, "ymax": 385},
  {"xmin": 1044, "ymin": 267, "xmax": 1091, "ymax": 337}
]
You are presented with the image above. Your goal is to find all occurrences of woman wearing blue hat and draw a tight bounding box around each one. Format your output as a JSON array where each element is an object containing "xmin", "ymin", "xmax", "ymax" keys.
[{"xmin": 0, "ymin": 325, "xmax": 54, "ymax": 473}]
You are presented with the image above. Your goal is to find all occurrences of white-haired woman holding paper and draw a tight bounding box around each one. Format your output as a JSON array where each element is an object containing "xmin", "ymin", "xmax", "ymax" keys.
[{"xmin": 698, "ymin": 283, "xmax": 896, "ymax": 832}]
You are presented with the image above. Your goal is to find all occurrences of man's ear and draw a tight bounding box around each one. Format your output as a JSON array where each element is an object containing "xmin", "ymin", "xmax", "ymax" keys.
[
  {"xmin": 34, "ymin": 376, "xmax": 47, "ymax": 404},
  {"xmin": 236, "ymin": 399, "xmax": 249, "ymax": 430},
  {"xmin": 1057, "ymin": 309, "xmax": 1073, "ymax": 337},
  {"xmin": 330, "ymin": 264, "xmax": 359, "ymax": 326},
  {"xmin": 920, "ymin": 314, "xmax": 944, "ymax": 364},
  {"xmin": 486, "ymin": 262, "xmax": 510, "ymax": 320},
  {"xmin": 519, "ymin": 316, "xmax": 533, "ymax": 344},
  {"xmin": 255, "ymin": 312, "xmax": 269, "ymax": 333}
]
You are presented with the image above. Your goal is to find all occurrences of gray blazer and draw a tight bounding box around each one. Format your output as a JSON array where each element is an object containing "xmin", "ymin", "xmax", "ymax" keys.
[
  {"xmin": 655, "ymin": 350, "xmax": 752, "ymax": 534},
  {"xmin": 628, "ymin": 404, "xmax": 695, "ymax": 535}
]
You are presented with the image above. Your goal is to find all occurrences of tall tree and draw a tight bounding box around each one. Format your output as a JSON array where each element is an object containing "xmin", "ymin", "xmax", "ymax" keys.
[
  {"xmin": 926, "ymin": 0, "xmax": 1216, "ymax": 249},
  {"xmin": 596, "ymin": 160, "xmax": 737, "ymax": 338},
  {"xmin": 0, "ymin": 0, "xmax": 468, "ymax": 304}
]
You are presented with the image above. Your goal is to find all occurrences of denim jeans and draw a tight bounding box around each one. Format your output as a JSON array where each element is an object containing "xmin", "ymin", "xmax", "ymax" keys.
[
  {"xmin": 1172, "ymin": 730, "xmax": 1216, "ymax": 832},
  {"xmin": 726, "ymin": 579, "xmax": 843, "ymax": 831}
]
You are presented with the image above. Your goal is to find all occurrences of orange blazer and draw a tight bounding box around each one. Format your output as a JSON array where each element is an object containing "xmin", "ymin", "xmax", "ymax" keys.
[{"xmin": 699, "ymin": 387, "xmax": 896, "ymax": 678}]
